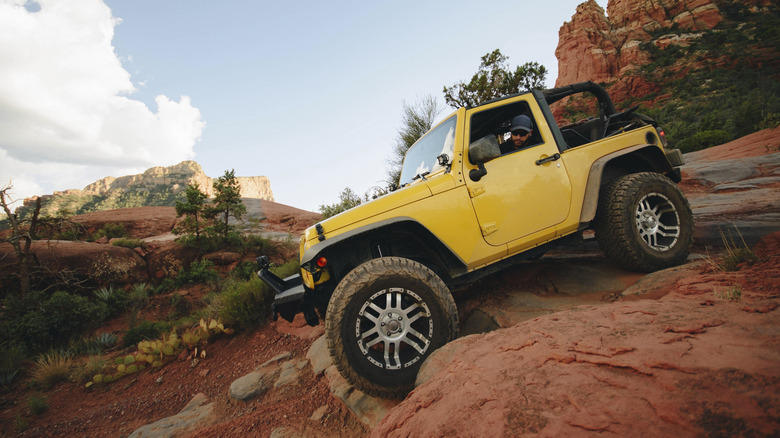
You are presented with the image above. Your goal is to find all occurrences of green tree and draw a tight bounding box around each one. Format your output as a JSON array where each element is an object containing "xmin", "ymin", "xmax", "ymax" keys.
[
  {"xmin": 443, "ymin": 49, "xmax": 548, "ymax": 108},
  {"xmin": 204, "ymin": 169, "xmax": 247, "ymax": 240},
  {"xmin": 318, "ymin": 187, "xmax": 362, "ymax": 219},
  {"xmin": 386, "ymin": 95, "xmax": 443, "ymax": 186},
  {"xmin": 173, "ymin": 183, "xmax": 207, "ymax": 238}
]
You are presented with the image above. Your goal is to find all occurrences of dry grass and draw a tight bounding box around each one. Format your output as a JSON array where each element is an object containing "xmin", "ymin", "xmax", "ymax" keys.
[{"xmin": 32, "ymin": 351, "xmax": 73, "ymax": 389}]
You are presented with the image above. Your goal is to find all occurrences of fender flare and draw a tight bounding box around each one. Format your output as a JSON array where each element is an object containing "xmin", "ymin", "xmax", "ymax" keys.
[
  {"xmin": 301, "ymin": 217, "xmax": 467, "ymax": 278},
  {"xmin": 579, "ymin": 144, "xmax": 675, "ymax": 224}
]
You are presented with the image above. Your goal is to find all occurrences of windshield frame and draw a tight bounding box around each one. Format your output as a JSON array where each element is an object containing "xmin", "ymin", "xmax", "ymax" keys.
[{"xmin": 398, "ymin": 114, "xmax": 458, "ymax": 187}]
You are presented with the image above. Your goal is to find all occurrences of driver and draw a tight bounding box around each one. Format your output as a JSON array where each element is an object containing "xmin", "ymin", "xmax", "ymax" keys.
[{"xmin": 501, "ymin": 115, "xmax": 534, "ymax": 153}]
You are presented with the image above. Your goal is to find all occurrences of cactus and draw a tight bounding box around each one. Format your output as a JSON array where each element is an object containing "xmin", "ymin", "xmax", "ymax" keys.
[
  {"xmin": 91, "ymin": 318, "xmax": 235, "ymax": 387},
  {"xmin": 161, "ymin": 345, "xmax": 175, "ymax": 357}
]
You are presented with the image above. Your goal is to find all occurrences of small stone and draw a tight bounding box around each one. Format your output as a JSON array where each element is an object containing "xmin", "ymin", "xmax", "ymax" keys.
[{"xmin": 310, "ymin": 405, "xmax": 329, "ymax": 422}]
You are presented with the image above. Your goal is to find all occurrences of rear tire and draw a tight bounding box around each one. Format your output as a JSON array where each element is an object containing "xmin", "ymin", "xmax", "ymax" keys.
[
  {"xmin": 325, "ymin": 257, "xmax": 458, "ymax": 398},
  {"xmin": 595, "ymin": 172, "xmax": 693, "ymax": 272}
]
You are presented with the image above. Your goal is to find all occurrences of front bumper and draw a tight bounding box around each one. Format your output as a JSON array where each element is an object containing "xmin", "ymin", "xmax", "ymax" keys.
[{"xmin": 256, "ymin": 256, "xmax": 318, "ymax": 326}]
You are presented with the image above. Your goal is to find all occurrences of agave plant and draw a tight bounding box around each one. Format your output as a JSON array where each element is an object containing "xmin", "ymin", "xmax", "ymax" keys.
[
  {"xmin": 0, "ymin": 344, "xmax": 25, "ymax": 389},
  {"xmin": 129, "ymin": 283, "xmax": 149, "ymax": 307}
]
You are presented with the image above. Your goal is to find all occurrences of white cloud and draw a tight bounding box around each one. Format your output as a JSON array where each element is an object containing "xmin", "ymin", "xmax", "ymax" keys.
[{"xmin": 0, "ymin": 0, "xmax": 204, "ymax": 203}]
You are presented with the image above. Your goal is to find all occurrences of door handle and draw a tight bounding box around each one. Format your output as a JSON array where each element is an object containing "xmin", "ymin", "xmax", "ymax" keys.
[{"xmin": 535, "ymin": 153, "xmax": 561, "ymax": 165}]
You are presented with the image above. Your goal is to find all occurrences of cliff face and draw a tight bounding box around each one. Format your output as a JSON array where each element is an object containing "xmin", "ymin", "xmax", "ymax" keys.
[
  {"xmin": 21, "ymin": 161, "xmax": 274, "ymax": 217},
  {"xmin": 554, "ymin": 0, "xmax": 775, "ymax": 101},
  {"xmin": 78, "ymin": 161, "xmax": 273, "ymax": 201},
  {"xmin": 555, "ymin": 0, "xmax": 726, "ymax": 87}
]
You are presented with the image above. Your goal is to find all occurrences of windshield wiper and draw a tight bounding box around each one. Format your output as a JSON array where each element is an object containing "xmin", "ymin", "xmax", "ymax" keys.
[{"xmin": 412, "ymin": 171, "xmax": 430, "ymax": 182}]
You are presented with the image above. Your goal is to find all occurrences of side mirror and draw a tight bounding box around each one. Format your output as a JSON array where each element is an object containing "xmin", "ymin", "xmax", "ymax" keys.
[
  {"xmin": 469, "ymin": 163, "xmax": 487, "ymax": 182},
  {"xmin": 468, "ymin": 135, "xmax": 500, "ymax": 164},
  {"xmin": 467, "ymin": 135, "xmax": 500, "ymax": 182}
]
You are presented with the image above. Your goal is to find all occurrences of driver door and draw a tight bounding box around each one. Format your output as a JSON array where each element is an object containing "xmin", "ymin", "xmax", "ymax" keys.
[{"xmin": 465, "ymin": 98, "xmax": 573, "ymax": 252}]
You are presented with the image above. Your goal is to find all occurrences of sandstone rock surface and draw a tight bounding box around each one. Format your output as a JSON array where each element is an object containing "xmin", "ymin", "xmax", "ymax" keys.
[
  {"xmin": 127, "ymin": 393, "xmax": 215, "ymax": 438},
  {"xmin": 71, "ymin": 206, "xmax": 177, "ymax": 239},
  {"xmin": 0, "ymin": 240, "xmax": 149, "ymax": 286},
  {"xmin": 680, "ymin": 126, "xmax": 780, "ymax": 247},
  {"xmin": 373, "ymin": 232, "xmax": 780, "ymax": 437}
]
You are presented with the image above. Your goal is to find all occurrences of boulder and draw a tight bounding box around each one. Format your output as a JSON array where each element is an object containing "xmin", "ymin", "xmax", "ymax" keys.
[
  {"xmin": 680, "ymin": 127, "xmax": 780, "ymax": 248},
  {"xmin": 374, "ymin": 239, "xmax": 780, "ymax": 437},
  {"xmin": 128, "ymin": 393, "xmax": 215, "ymax": 438},
  {"xmin": 71, "ymin": 206, "xmax": 177, "ymax": 239},
  {"xmin": 229, "ymin": 370, "xmax": 275, "ymax": 402},
  {"xmin": 305, "ymin": 336, "xmax": 332, "ymax": 377},
  {"xmin": 0, "ymin": 240, "xmax": 148, "ymax": 286},
  {"xmin": 324, "ymin": 366, "xmax": 399, "ymax": 429},
  {"xmin": 228, "ymin": 352, "xmax": 299, "ymax": 402}
]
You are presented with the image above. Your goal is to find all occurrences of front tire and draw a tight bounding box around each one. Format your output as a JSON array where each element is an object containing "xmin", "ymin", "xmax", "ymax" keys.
[
  {"xmin": 325, "ymin": 257, "xmax": 458, "ymax": 398},
  {"xmin": 595, "ymin": 172, "xmax": 693, "ymax": 272}
]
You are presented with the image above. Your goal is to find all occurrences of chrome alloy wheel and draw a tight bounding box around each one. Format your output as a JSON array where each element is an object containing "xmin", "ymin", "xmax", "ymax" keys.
[
  {"xmin": 355, "ymin": 287, "xmax": 433, "ymax": 370},
  {"xmin": 635, "ymin": 192, "xmax": 681, "ymax": 251}
]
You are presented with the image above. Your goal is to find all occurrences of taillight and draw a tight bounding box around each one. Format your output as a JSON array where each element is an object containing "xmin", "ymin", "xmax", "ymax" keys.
[
  {"xmin": 316, "ymin": 257, "xmax": 327, "ymax": 268},
  {"xmin": 658, "ymin": 127, "xmax": 668, "ymax": 147}
]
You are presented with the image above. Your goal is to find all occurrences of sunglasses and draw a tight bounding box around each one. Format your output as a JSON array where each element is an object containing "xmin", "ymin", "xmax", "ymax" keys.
[{"xmin": 511, "ymin": 130, "xmax": 530, "ymax": 136}]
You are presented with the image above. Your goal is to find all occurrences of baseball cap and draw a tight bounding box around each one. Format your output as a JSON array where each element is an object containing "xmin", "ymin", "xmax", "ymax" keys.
[{"xmin": 509, "ymin": 115, "xmax": 532, "ymax": 133}]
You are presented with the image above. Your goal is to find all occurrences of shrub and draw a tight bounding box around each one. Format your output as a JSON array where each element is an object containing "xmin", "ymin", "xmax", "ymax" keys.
[
  {"xmin": 177, "ymin": 259, "xmax": 219, "ymax": 285},
  {"xmin": 28, "ymin": 394, "xmax": 49, "ymax": 415},
  {"xmin": 677, "ymin": 130, "xmax": 731, "ymax": 153},
  {"xmin": 72, "ymin": 356, "xmax": 106, "ymax": 384},
  {"xmin": 128, "ymin": 283, "xmax": 149, "ymax": 308},
  {"xmin": 718, "ymin": 227, "xmax": 759, "ymax": 271},
  {"xmin": 93, "ymin": 286, "xmax": 129, "ymax": 317},
  {"xmin": 214, "ymin": 277, "xmax": 274, "ymax": 331},
  {"xmin": 112, "ymin": 238, "xmax": 146, "ymax": 250},
  {"xmin": 155, "ymin": 278, "xmax": 178, "ymax": 295},
  {"xmin": 92, "ymin": 223, "xmax": 127, "ymax": 240},
  {"xmin": 32, "ymin": 351, "xmax": 72, "ymax": 389},
  {"xmin": 69, "ymin": 332, "xmax": 117, "ymax": 356},
  {"xmin": 122, "ymin": 321, "xmax": 171, "ymax": 348},
  {"xmin": 0, "ymin": 344, "xmax": 25, "ymax": 390},
  {"xmin": 169, "ymin": 293, "xmax": 192, "ymax": 320},
  {"xmin": 231, "ymin": 260, "xmax": 258, "ymax": 281},
  {"xmin": 1, "ymin": 291, "xmax": 109, "ymax": 354},
  {"xmin": 215, "ymin": 261, "xmax": 299, "ymax": 330}
]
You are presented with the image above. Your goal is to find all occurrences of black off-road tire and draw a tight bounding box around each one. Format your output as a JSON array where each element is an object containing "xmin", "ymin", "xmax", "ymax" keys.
[
  {"xmin": 594, "ymin": 172, "xmax": 693, "ymax": 272},
  {"xmin": 325, "ymin": 257, "xmax": 458, "ymax": 399}
]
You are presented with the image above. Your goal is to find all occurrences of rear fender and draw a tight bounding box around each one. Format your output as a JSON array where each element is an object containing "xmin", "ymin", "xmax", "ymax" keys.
[{"xmin": 579, "ymin": 144, "xmax": 677, "ymax": 224}]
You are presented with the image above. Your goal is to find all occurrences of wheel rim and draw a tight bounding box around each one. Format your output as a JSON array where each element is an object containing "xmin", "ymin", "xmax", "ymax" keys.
[
  {"xmin": 635, "ymin": 192, "xmax": 680, "ymax": 251},
  {"xmin": 355, "ymin": 287, "xmax": 433, "ymax": 370}
]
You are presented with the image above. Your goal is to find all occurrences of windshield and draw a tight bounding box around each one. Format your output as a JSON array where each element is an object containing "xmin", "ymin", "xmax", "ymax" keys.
[{"xmin": 398, "ymin": 115, "xmax": 457, "ymax": 187}]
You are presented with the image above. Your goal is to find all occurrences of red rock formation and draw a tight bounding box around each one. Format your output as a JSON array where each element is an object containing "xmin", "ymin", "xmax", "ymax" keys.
[
  {"xmin": 373, "ymin": 232, "xmax": 780, "ymax": 437},
  {"xmin": 71, "ymin": 206, "xmax": 177, "ymax": 239},
  {"xmin": 555, "ymin": 0, "xmax": 777, "ymax": 101},
  {"xmin": 554, "ymin": 0, "xmax": 727, "ymax": 88}
]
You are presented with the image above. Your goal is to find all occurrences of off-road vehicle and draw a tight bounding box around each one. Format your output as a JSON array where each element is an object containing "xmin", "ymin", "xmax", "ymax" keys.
[{"xmin": 258, "ymin": 81, "xmax": 693, "ymax": 398}]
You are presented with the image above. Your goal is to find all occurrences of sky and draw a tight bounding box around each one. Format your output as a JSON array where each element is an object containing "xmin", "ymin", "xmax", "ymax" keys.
[{"xmin": 0, "ymin": 0, "xmax": 607, "ymax": 213}]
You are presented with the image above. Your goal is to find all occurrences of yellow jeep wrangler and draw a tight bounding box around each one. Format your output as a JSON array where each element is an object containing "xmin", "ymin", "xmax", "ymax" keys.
[{"xmin": 258, "ymin": 81, "xmax": 692, "ymax": 398}]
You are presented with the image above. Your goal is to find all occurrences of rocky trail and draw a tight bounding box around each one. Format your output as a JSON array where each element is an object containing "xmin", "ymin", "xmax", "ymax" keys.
[{"xmin": 1, "ymin": 128, "xmax": 779, "ymax": 437}]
